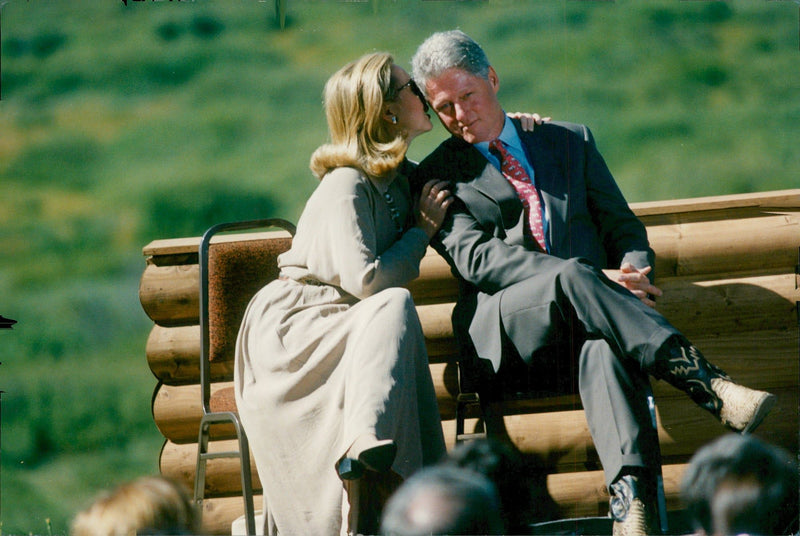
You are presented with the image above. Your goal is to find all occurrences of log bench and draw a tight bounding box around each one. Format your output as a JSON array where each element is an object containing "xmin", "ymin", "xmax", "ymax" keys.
[{"xmin": 139, "ymin": 189, "xmax": 800, "ymax": 534}]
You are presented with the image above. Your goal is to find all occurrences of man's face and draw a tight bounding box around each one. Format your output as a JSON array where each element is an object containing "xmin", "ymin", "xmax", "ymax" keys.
[{"xmin": 424, "ymin": 66, "xmax": 505, "ymax": 144}]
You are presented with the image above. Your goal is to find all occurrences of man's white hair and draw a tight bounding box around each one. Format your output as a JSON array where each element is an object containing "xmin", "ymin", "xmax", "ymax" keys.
[{"xmin": 411, "ymin": 30, "xmax": 491, "ymax": 98}]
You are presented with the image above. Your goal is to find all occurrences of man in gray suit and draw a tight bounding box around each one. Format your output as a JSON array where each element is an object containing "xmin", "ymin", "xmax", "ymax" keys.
[{"xmin": 410, "ymin": 30, "xmax": 775, "ymax": 536}]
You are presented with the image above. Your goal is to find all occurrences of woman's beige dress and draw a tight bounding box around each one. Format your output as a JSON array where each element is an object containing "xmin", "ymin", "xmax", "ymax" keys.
[{"xmin": 235, "ymin": 164, "xmax": 447, "ymax": 536}]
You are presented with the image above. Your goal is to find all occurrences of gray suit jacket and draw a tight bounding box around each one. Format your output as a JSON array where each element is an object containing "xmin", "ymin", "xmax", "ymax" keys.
[{"xmin": 413, "ymin": 120, "xmax": 653, "ymax": 371}]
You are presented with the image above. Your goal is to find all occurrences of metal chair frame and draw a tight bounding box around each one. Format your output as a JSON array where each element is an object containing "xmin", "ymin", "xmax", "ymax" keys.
[{"xmin": 194, "ymin": 218, "xmax": 296, "ymax": 536}]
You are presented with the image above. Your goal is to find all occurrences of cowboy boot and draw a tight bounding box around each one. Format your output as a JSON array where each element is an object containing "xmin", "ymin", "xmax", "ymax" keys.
[
  {"xmin": 654, "ymin": 338, "xmax": 776, "ymax": 433},
  {"xmin": 609, "ymin": 473, "xmax": 659, "ymax": 536}
]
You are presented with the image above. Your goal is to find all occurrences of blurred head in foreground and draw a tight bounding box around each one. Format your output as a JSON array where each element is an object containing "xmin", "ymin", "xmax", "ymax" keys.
[
  {"xmin": 380, "ymin": 464, "xmax": 504, "ymax": 535},
  {"xmin": 71, "ymin": 475, "xmax": 199, "ymax": 536},
  {"xmin": 681, "ymin": 433, "xmax": 798, "ymax": 536}
]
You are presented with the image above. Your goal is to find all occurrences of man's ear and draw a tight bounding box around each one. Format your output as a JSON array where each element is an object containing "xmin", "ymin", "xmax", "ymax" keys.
[{"xmin": 488, "ymin": 66, "xmax": 500, "ymax": 94}]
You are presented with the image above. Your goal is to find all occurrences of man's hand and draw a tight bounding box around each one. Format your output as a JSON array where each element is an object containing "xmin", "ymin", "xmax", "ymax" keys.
[{"xmin": 604, "ymin": 263, "xmax": 662, "ymax": 309}]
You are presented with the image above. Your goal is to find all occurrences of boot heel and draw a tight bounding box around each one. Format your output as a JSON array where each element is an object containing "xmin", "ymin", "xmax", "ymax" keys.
[
  {"xmin": 338, "ymin": 435, "xmax": 397, "ymax": 480},
  {"xmin": 337, "ymin": 457, "xmax": 364, "ymax": 480},
  {"xmin": 357, "ymin": 440, "xmax": 397, "ymax": 473}
]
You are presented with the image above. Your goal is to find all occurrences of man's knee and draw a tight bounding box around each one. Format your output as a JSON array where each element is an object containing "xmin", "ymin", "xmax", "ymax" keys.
[
  {"xmin": 553, "ymin": 257, "xmax": 606, "ymax": 295},
  {"xmin": 557, "ymin": 257, "xmax": 599, "ymax": 279}
]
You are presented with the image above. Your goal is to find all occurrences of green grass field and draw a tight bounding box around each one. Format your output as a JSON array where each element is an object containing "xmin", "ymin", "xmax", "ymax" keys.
[{"xmin": 1, "ymin": 0, "xmax": 797, "ymax": 532}]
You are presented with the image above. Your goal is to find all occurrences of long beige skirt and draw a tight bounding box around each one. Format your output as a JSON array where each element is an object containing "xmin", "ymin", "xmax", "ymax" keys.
[{"xmin": 235, "ymin": 279, "xmax": 446, "ymax": 536}]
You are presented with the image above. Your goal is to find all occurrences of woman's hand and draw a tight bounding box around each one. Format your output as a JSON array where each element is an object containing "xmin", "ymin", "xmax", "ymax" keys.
[
  {"xmin": 507, "ymin": 112, "xmax": 551, "ymax": 132},
  {"xmin": 415, "ymin": 179, "xmax": 453, "ymax": 240}
]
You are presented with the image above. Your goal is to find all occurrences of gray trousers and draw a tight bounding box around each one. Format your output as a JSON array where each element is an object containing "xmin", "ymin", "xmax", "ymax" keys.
[{"xmin": 486, "ymin": 258, "xmax": 680, "ymax": 486}]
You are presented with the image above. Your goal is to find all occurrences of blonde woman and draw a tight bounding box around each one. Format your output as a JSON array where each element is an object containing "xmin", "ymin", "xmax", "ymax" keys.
[{"xmin": 235, "ymin": 52, "xmax": 541, "ymax": 535}]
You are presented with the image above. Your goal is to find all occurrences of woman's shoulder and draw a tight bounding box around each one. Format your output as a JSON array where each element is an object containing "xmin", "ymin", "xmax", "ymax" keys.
[
  {"xmin": 312, "ymin": 166, "xmax": 373, "ymax": 199},
  {"xmin": 322, "ymin": 166, "xmax": 369, "ymax": 185}
]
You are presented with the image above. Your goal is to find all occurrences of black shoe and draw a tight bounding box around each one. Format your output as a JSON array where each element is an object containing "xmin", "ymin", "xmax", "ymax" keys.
[
  {"xmin": 337, "ymin": 437, "xmax": 396, "ymax": 481},
  {"xmin": 609, "ymin": 474, "xmax": 659, "ymax": 536}
]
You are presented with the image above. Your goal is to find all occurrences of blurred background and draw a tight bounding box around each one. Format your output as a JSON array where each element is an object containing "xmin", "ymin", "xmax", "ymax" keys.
[{"xmin": 0, "ymin": 0, "xmax": 797, "ymax": 532}]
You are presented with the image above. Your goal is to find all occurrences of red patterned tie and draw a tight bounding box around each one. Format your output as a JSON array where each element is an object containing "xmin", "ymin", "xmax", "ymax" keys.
[{"xmin": 489, "ymin": 139, "xmax": 547, "ymax": 251}]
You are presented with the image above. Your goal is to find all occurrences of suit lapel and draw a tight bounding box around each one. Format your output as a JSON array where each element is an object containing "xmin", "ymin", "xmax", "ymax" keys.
[
  {"xmin": 443, "ymin": 135, "xmax": 517, "ymax": 201},
  {"xmin": 445, "ymin": 136, "xmax": 519, "ymax": 229},
  {"xmin": 472, "ymin": 161, "xmax": 516, "ymax": 203}
]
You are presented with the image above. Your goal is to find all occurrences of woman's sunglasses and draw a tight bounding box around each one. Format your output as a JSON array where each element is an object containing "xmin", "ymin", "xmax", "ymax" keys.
[{"xmin": 395, "ymin": 78, "xmax": 429, "ymax": 113}]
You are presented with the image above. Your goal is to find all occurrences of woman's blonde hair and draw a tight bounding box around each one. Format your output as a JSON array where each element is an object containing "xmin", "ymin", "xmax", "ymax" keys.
[
  {"xmin": 70, "ymin": 476, "xmax": 199, "ymax": 536},
  {"xmin": 310, "ymin": 52, "xmax": 407, "ymax": 180}
]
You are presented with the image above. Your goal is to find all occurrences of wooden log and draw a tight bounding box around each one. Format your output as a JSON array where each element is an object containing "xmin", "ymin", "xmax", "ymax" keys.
[
  {"xmin": 153, "ymin": 379, "xmax": 570, "ymax": 446},
  {"xmin": 416, "ymin": 302, "xmax": 459, "ymax": 359},
  {"xmin": 160, "ymin": 439, "xmax": 262, "ymax": 498},
  {"xmin": 632, "ymin": 189, "xmax": 800, "ymax": 219},
  {"xmin": 423, "ymin": 273, "xmax": 800, "ymax": 342},
  {"xmin": 160, "ymin": 389, "xmax": 798, "ymax": 497},
  {"xmin": 656, "ymin": 273, "xmax": 798, "ymax": 337},
  {"xmin": 151, "ymin": 328, "xmax": 798, "ymax": 444},
  {"xmin": 547, "ymin": 464, "xmax": 689, "ymax": 519},
  {"xmin": 445, "ymin": 385, "xmax": 797, "ymax": 457},
  {"xmin": 146, "ymin": 325, "xmax": 205, "ymax": 385},
  {"xmin": 140, "ymin": 257, "xmax": 799, "ymax": 329},
  {"xmin": 193, "ymin": 467, "xmax": 690, "ymax": 534},
  {"xmin": 159, "ymin": 384, "xmax": 796, "ymax": 500},
  {"xmin": 661, "ymin": 329, "xmax": 799, "ymax": 390},
  {"xmin": 144, "ymin": 309, "xmax": 462, "ymax": 385},
  {"xmin": 199, "ymin": 494, "xmax": 264, "ymax": 535},
  {"xmin": 145, "ymin": 268, "xmax": 797, "ymax": 385},
  {"xmin": 162, "ymin": 435, "xmax": 691, "ymax": 521},
  {"xmin": 644, "ymin": 212, "xmax": 800, "ymax": 278},
  {"xmin": 141, "ymin": 190, "xmax": 800, "ymax": 265},
  {"xmin": 192, "ymin": 464, "xmax": 691, "ymax": 534},
  {"xmin": 140, "ymin": 239, "xmax": 800, "ymax": 329},
  {"xmin": 153, "ymin": 362, "xmax": 456, "ymax": 444},
  {"xmin": 139, "ymin": 194, "xmax": 800, "ymax": 325},
  {"xmin": 140, "ymin": 231, "xmax": 292, "ymax": 327},
  {"xmin": 139, "ymin": 262, "xmax": 200, "ymax": 327},
  {"xmin": 153, "ymin": 381, "xmax": 240, "ymax": 443},
  {"xmin": 151, "ymin": 335, "xmax": 797, "ymax": 446},
  {"xmin": 419, "ymin": 274, "xmax": 799, "ymax": 344},
  {"xmin": 406, "ymin": 250, "xmax": 460, "ymax": 305},
  {"xmin": 143, "ymin": 230, "xmax": 292, "ymax": 258},
  {"xmin": 154, "ymin": 364, "xmax": 796, "ymax": 450}
]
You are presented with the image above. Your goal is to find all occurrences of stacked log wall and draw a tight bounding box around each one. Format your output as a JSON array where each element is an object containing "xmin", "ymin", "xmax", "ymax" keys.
[{"xmin": 139, "ymin": 190, "xmax": 800, "ymax": 532}]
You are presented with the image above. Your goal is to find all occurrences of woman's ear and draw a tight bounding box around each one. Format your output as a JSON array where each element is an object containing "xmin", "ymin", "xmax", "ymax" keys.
[{"xmin": 383, "ymin": 107, "xmax": 398, "ymax": 125}]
